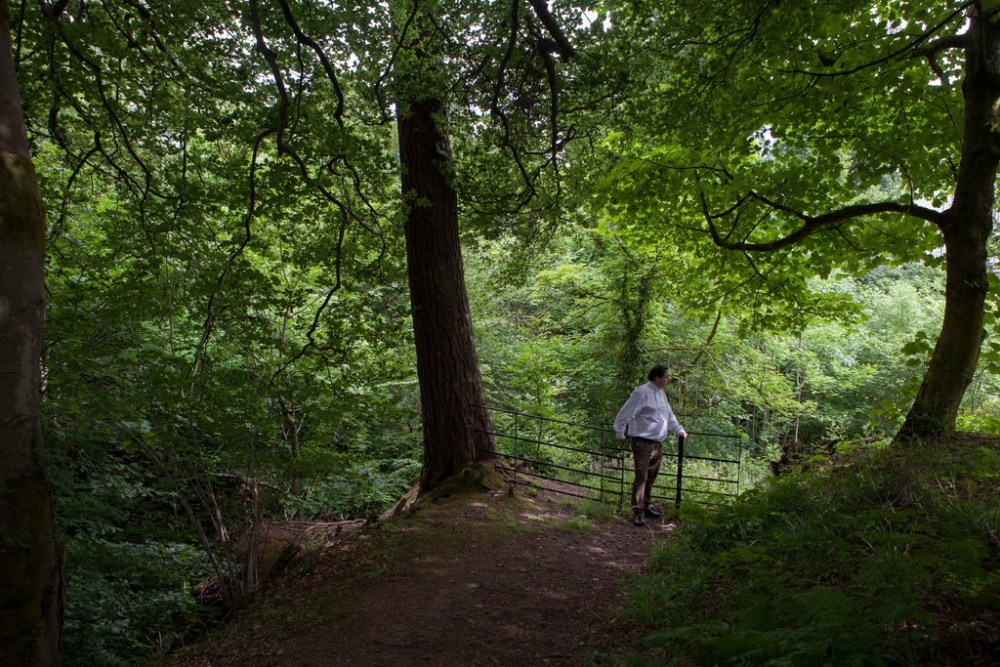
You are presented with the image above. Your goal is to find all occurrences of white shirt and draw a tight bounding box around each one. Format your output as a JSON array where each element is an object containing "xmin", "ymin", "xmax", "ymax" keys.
[{"xmin": 614, "ymin": 381, "xmax": 684, "ymax": 442}]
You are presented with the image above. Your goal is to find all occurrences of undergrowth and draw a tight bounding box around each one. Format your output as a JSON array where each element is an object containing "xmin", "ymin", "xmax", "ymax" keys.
[{"xmin": 612, "ymin": 433, "xmax": 1000, "ymax": 666}]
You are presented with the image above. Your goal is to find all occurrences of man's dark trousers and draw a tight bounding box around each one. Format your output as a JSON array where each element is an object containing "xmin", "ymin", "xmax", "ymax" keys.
[{"xmin": 630, "ymin": 436, "xmax": 662, "ymax": 512}]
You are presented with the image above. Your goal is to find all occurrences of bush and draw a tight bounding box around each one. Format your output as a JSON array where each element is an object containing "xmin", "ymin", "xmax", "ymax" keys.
[
  {"xmin": 616, "ymin": 435, "xmax": 1000, "ymax": 666},
  {"xmin": 64, "ymin": 539, "xmax": 213, "ymax": 666}
]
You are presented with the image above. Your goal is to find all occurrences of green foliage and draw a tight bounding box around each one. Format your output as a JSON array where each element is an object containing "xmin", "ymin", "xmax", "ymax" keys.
[
  {"xmin": 956, "ymin": 401, "xmax": 1000, "ymax": 435},
  {"xmin": 617, "ymin": 437, "xmax": 1000, "ymax": 666},
  {"xmin": 31, "ymin": 39, "xmax": 418, "ymax": 655},
  {"xmin": 466, "ymin": 207, "xmax": 952, "ymax": 494},
  {"xmin": 592, "ymin": 0, "xmax": 996, "ymax": 442},
  {"xmin": 48, "ymin": 433, "xmax": 215, "ymax": 666},
  {"xmin": 283, "ymin": 456, "xmax": 422, "ymax": 520},
  {"xmin": 794, "ymin": 265, "xmax": 945, "ymax": 442},
  {"xmin": 63, "ymin": 539, "xmax": 211, "ymax": 666},
  {"xmin": 10, "ymin": 0, "xmax": 999, "ymax": 662}
]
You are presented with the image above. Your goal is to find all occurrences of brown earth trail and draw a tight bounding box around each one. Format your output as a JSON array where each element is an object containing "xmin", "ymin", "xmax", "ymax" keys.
[{"xmin": 167, "ymin": 477, "xmax": 676, "ymax": 667}]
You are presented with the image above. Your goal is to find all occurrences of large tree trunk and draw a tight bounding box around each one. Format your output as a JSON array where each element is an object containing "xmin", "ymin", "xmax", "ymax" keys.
[
  {"xmin": 396, "ymin": 91, "xmax": 496, "ymax": 491},
  {"xmin": 897, "ymin": 217, "xmax": 991, "ymax": 441},
  {"xmin": 896, "ymin": 13, "xmax": 999, "ymax": 442},
  {"xmin": 0, "ymin": 1, "xmax": 64, "ymax": 663}
]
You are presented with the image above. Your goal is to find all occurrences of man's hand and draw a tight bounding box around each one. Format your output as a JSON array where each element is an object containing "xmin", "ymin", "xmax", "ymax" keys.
[
  {"xmin": 679, "ymin": 430, "xmax": 688, "ymax": 439},
  {"xmin": 616, "ymin": 435, "xmax": 626, "ymax": 441}
]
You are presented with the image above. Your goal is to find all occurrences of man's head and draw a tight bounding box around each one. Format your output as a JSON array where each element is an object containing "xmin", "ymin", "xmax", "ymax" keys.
[{"xmin": 647, "ymin": 364, "xmax": 669, "ymax": 387}]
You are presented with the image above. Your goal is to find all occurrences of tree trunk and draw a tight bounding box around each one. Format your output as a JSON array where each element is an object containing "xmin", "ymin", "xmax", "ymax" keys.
[
  {"xmin": 396, "ymin": 93, "xmax": 496, "ymax": 491},
  {"xmin": 0, "ymin": 1, "xmax": 64, "ymax": 663},
  {"xmin": 897, "ymin": 219, "xmax": 991, "ymax": 440},
  {"xmin": 896, "ymin": 14, "xmax": 999, "ymax": 442}
]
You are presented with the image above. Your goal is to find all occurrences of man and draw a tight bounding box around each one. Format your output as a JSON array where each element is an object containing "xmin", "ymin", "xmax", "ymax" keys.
[{"xmin": 614, "ymin": 364, "xmax": 687, "ymax": 526}]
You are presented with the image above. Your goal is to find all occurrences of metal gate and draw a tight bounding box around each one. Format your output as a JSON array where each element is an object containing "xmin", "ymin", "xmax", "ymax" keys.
[{"xmin": 476, "ymin": 405, "xmax": 742, "ymax": 510}]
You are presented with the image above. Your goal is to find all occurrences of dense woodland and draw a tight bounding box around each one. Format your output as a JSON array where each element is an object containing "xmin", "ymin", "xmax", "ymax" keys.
[{"xmin": 2, "ymin": 0, "xmax": 1000, "ymax": 664}]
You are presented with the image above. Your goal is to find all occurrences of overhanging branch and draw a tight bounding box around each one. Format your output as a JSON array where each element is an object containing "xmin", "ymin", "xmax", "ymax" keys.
[
  {"xmin": 701, "ymin": 191, "xmax": 943, "ymax": 251},
  {"xmin": 786, "ymin": 4, "xmax": 970, "ymax": 80}
]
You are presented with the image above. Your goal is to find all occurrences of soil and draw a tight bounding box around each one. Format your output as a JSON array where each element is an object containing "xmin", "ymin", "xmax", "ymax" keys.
[{"xmin": 165, "ymin": 472, "xmax": 677, "ymax": 667}]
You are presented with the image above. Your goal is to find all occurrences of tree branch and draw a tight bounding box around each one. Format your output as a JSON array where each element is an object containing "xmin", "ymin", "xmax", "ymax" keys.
[
  {"xmin": 38, "ymin": 0, "xmax": 70, "ymax": 20},
  {"xmin": 701, "ymin": 191, "xmax": 943, "ymax": 251},
  {"xmin": 41, "ymin": 5, "xmax": 184, "ymax": 204},
  {"xmin": 525, "ymin": 0, "xmax": 575, "ymax": 59},
  {"xmin": 786, "ymin": 4, "xmax": 971, "ymax": 80},
  {"xmin": 274, "ymin": 0, "xmax": 345, "ymax": 126}
]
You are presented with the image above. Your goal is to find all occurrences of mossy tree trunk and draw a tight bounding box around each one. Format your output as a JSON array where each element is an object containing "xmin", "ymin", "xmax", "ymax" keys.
[
  {"xmin": 393, "ymin": 0, "xmax": 496, "ymax": 492},
  {"xmin": 896, "ymin": 10, "xmax": 999, "ymax": 442},
  {"xmin": 0, "ymin": 0, "xmax": 64, "ymax": 663}
]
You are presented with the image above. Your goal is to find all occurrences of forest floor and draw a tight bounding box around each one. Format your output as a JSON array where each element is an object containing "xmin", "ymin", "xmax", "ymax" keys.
[{"xmin": 164, "ymin": 471, "xmax": 675, "ymax": 666}]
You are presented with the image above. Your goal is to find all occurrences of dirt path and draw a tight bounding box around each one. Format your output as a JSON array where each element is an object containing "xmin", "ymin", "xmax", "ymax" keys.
[{"xmin": 168, "ymin": 481, "xmax": 676, "ymax": 666}]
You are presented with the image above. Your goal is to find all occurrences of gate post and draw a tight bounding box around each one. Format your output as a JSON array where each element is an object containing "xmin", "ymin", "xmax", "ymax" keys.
[
  {"xmin": 619, "ymin": 436, "xmax": 627, "ymax": 512},
  {"xmin": 674, "ymin": 434, "xmax": 686, "ymax": 509}
]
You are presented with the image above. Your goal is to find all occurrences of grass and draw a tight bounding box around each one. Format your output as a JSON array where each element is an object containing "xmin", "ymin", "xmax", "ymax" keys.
[
  {"xmin": 549, "ymin": 497, "xmax": 622, "ymax": 532},
  {"xmin": 608, "ymin": 432, "xmax": 1000, "ymax": 667}
]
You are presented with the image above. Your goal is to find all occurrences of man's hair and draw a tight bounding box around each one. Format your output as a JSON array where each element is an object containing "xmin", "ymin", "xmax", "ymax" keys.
[{"xmin": 647, "ymin": 364, "xmax": 669, "ymax": 382}]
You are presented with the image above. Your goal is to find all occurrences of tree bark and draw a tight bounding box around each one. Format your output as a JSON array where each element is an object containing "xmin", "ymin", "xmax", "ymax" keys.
[
  {"xmin": 0, "ymin": 0, "xmax": 64, "ymax": 663},
  {"xmin": 896, "ymin": 13, "xmax": 999, "ymax": 442},
  {"xmin": 396, "ymin": 92, "xmax": 496, "ymax": 491}
]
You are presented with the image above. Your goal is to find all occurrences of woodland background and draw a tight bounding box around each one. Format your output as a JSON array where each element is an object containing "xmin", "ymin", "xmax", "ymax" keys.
[{"xmin": 2, "ymin": 0, "xmax": 1000, "ymax": 664}]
